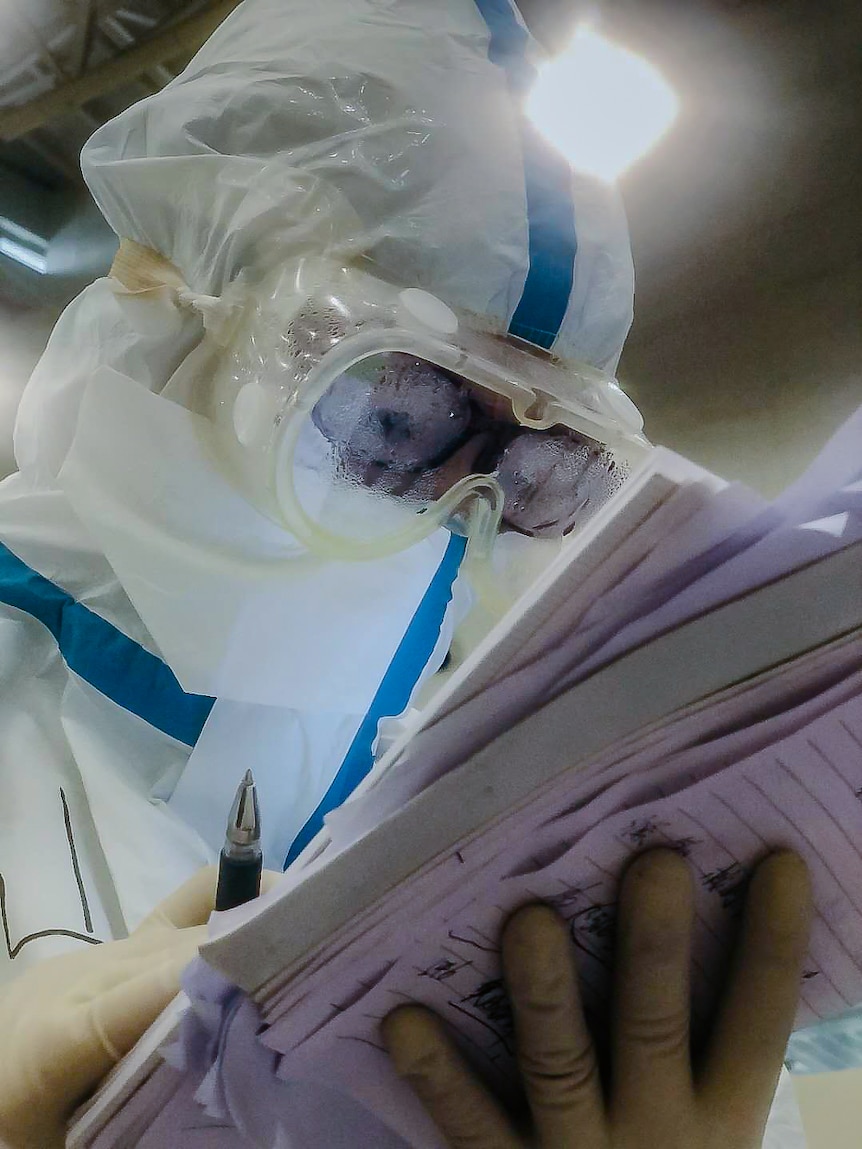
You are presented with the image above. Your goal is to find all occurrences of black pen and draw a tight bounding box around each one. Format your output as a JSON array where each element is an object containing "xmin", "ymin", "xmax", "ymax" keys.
[{"xmin": 215, "ymin": 769, "xmax": 263, "ymax": 911}]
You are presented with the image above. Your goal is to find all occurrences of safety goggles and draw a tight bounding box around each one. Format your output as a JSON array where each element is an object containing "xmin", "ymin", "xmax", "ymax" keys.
[{"xmin": 192, "ymin": 259, "xmax": 650, "ymax": 561}]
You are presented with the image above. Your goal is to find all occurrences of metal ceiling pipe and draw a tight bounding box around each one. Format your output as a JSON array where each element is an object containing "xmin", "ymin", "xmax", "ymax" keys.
[{"xmin": 0, "ymin": 0, "xmax": 241, "ymax": 142}]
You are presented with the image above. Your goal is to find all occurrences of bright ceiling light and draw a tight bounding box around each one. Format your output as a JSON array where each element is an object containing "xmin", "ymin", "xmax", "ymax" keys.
[
  {"xmin": 0, "ymin": 236, "xmax": 47, "ymax": 274},
  {"xmin": 0, "ymin": 214, "xmax": 49, "ymax": 274},
  {"xmin": 526, "ymin": 26, "xmax": 679, "ymax": 182}
]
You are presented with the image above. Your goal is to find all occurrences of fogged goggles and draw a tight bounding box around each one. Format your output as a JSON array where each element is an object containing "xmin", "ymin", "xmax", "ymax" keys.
[{"xmin": 193, "ymin": 259, "xmax": 650, "ymax": 561}]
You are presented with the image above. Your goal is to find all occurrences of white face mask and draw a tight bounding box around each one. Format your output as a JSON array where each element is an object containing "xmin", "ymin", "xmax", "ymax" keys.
[{"xmin": 58, "ymin": 363, "xmax": 450, "ymax": 715}]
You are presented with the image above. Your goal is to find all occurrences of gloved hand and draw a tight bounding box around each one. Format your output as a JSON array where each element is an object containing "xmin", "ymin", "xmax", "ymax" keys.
[
  {"xmin": 0, "ymin": 866, "xmax": 278, "ymax": 1149},
  {"xmin": 384, "ymin": 848, "xmax": 812, "ymax": 1149}
]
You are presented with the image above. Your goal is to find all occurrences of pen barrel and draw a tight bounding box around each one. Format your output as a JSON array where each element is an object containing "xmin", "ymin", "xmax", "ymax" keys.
[{"xmin": 215, "ymin": 850, "xmax": 262, "ymax": 912}]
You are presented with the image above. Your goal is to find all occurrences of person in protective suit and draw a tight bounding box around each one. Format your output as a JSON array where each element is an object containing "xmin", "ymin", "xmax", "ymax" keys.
[
  {"xmin": 0, "ymin": 1, "xmax": 814, "ymax": 1147},
  {"xmin": 0, "ymin": 0, "xmax": 636, "ymax": 975}
]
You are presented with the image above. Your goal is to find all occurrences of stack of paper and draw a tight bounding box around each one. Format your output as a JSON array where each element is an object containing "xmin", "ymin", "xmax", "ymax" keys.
[{"xmin": 70, "ymin": 409, "xmax": 862, "ymax": 1148}]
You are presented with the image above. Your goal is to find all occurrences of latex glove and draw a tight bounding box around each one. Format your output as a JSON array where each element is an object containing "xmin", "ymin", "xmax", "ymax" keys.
[
  {"xmin": 383, "ymin": 848, "xmax": 812, "ymax": 1149},
  {"xmin": 0, "ymin": 866, "xmax": 278, "ymax": 1149}
]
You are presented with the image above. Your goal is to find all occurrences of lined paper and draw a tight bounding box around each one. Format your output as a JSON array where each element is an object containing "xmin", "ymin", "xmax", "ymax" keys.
[{"xmin": 254, "ymin": 691, "xmax": 862, "ymax": 1149}]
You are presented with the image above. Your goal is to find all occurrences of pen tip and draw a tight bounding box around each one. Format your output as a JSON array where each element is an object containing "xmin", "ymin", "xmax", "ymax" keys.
[{"xmin": 224, "ymin": 769, "xmax": 260, "ymax": 848}]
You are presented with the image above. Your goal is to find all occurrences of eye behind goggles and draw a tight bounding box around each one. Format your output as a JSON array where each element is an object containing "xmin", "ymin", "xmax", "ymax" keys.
[{"xmin": 198, "ymin": 259, "xmax": 650, "ymax": 562}]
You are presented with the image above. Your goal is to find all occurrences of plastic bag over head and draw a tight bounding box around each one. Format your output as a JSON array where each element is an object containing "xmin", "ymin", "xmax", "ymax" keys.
[{"xmin": 80, "ymin": 0, "xmax": 635, "ymax": 372}]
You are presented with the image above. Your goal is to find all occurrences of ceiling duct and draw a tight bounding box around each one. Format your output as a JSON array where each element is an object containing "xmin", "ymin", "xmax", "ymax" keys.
[
  {"xmin": 0, "ymin": 1, "xmax": 241, "ymax": 142},
  {"xmin": 0, "ymin": 2, "xmax": 234, "ymax": 304}
]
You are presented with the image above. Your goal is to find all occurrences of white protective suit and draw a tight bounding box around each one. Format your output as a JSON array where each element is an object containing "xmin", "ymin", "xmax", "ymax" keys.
[{"xmin": 1, "ymin": 0, "xmax": 636, "ymax": 973}]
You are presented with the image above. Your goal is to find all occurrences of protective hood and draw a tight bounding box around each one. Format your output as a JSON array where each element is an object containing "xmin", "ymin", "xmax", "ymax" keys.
[{"xmin": 79, "ymin": 0, "xmax": 634, "ymax": 371}]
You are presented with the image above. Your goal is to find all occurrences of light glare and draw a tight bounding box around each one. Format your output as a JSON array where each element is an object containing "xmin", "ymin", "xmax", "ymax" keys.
[
  {"xmin": 526, "ymin": 27, "xmax": 679, "ymax": 182},
  {"xmin": 0, "ymin": 236, "xmax": 47, "ymax": 274}
]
